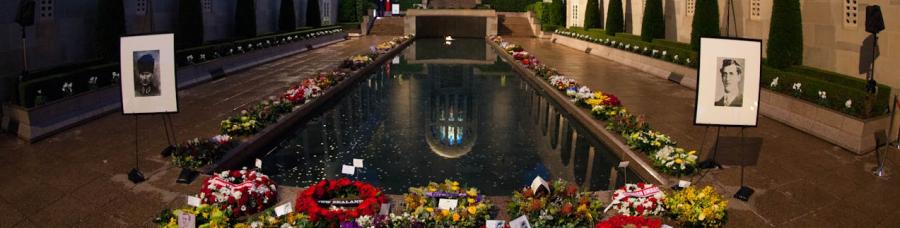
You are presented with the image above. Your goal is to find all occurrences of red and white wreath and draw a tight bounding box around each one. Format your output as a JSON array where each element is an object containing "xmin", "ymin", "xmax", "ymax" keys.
[
  {"xmin": 199, "ymin": 168, "xmax": 278, "ymax": 217},
  {"xmin": 607, "ymin": 183, "xmax": 666, "ymax": 216}
]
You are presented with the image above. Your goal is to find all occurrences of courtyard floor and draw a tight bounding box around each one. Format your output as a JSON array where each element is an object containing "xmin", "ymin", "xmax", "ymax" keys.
[{"xmin": 0, "ymin": 35, "xmax": 898, "ymax": 227}]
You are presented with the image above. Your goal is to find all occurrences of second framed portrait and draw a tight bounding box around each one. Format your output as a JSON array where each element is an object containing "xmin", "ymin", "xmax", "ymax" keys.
[{"xmin": 694, "ymin": 37, "xmax": 761, "ymax": 126}]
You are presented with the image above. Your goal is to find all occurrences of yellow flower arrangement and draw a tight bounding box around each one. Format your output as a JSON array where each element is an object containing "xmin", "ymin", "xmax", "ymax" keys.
[
  {"xmin": 664, "ymin": 186, "xmax": 728, "ymax": 227},
  {"xmin": 403, "ymin": 180, "xmax": 493, "ymax": 227}
]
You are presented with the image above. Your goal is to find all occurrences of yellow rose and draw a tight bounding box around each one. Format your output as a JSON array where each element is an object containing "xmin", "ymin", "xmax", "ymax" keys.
[
  {"xmin": 426, "ymin": 207, "xmax": 434, "ymax": 213},
  {"xmin": 675, "ymin": 159, "xmax": 683, "ymax": 164},
  {"xmin": 468, "ymin": 198, "xmax": 475, "ymax": 204},
  {"xmin": 452, "ymin": 213, "xmax": 461, "ymax": 222},
  {"xmin": 467, "ymin": 206, "xmax": 478, "ymax": 214},
  {"xmin": 428, "ymin": 187, "xmax": 438, "ymax": 192},
  {"xmin": 441, "ymin": 209, "xmax": 450, "ymax": 217},
  {"xmin": 451, "ymin": 185, "xmax": 460, "ymax": 191}
]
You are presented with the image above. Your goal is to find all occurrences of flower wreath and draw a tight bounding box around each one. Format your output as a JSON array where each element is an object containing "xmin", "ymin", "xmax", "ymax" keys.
[
  {"xmin": 607, "ymin": 183, "xmax": 666, "ymax": 217},
  {"xmin": 198, "ymin": 169, "xmax": 278, "ymax": 218},
  {"xmin": 295, "ymin": 178, "xmax": 387, "ymax": 224}
]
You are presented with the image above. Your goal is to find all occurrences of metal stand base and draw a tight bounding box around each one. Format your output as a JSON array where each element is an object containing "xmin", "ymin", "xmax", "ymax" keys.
[
  {"xmin": 873, "ymin": 166, "xmax": 887, "ymax": 177},
  {"xmin": 128, "ymin": 168, "xmax": 146, "ymax": 184},
  {"xmin": 734, "ymin": 186, "xmax": 754, "ymax": 201}
]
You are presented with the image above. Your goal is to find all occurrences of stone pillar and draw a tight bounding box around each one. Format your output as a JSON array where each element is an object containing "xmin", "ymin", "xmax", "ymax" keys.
[{"xmin": 486, "ymin": 15, "xmax": 498, "ymax": 37}]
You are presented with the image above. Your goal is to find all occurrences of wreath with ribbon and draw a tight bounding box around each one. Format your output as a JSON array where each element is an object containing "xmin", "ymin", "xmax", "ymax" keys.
[
  {"xmin": 198, "ymin": 169, "xmax": 278, "ymax": 218},
  {"xmin": 295, "ymin": 178, "xmax": 387, "ymax": 223},
  {"xmin": 606, "ymin": 183, "xmax": 666, "ymax": 216}
]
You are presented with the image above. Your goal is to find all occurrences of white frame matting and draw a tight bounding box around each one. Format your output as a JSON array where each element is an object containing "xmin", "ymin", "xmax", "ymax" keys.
[
  {"xmin": 694, "ymin": 37, "xmax": 761, "ymax": 126},
  {"xmin": 120, "ymin": 33, "xmax": 178, "ymax": 114}
]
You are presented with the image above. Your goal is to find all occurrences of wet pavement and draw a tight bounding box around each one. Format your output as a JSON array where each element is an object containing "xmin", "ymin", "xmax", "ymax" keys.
[
  {"xmin": 1, "ymin": 35, "xmax": 899, "ymax": 227},
  {"xmin": 0, "ymin": 35, "xmax": 396, "ymax": 227},
  {"xmin": 506, "ymin": 37, "xmax": 900, "ymax": 227}
]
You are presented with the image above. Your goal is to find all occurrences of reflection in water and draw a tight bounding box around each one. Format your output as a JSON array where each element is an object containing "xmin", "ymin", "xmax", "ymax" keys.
[{"xmin": 260, "ymin": 39, "xmax": 641, "ymax": 195}]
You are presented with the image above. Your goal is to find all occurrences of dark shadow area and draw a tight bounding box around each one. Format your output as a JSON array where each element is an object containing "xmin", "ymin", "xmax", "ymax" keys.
[{"xmin": 858, "ymin": 34, "xmax": 881, "ymax": 75}]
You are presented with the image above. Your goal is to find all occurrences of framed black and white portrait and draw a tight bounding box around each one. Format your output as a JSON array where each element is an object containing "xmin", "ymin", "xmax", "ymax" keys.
[
  {"xmin": 120, "ymin": 34, "xmax": 178, "ymax": 114},
  {"xmin": 694, "ymin": 37, "xmax": 761, "ymax": 126}
]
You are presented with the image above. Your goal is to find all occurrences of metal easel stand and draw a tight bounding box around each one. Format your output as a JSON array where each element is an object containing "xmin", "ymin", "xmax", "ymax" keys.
[
  {"xmin": 734, "ymin": 127, "xmax": 754, "ymax": 201},
  {"xmin": 699, "ymin": 126, "xmax": 724, "ymax": 169},
  {"xmin": 128, "ymin": 115, "xmax": 146, "ymax": 184}
]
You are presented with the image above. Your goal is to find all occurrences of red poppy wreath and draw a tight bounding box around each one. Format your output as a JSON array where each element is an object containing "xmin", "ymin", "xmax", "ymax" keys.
[{"xmin": 295, "ymin": 178, "xmax": 387, "ymax": 223}]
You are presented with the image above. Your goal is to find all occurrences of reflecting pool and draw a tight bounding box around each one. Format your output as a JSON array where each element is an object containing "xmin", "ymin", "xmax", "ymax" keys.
[{"xmin": 259, "ymin": 38, "xmax": 642, "ymax": 195}]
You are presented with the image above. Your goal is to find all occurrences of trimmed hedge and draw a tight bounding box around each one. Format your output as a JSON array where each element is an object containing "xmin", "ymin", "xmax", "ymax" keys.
[
  {"xmin": 96, "ymin": 0, "xmax": 125, "ymax": 60},
  {"xmin": 306, "ymin": 0, "xmax": 322, "ymax": 27},
  {"xmin": 557, "ymin": 27, "xmax": 889, "ymax": 119},
  {"xmin": 690, "ymin": 0, "xmax": 719, "ymax": 50},
  {"xmin": 236, "ymin": 0, "xmax": 257, "ymax": 37},
  {"xmin": 605, "ymin": 0, "xmax": 624, "ymax": 35},
  {"xmin": 279, "ymin": 0, "xmax": 297, "ymax": 32},
  {"xmin": 550, "ymin": 0, "xmax": 565, "ymax": 26},
  {"xmin": 766, "ymin": 0, "xmax": 803, "ymax": 68},
  {"xmin": 640, "ymin": 0, "xmax": 664, "ymax": 42},
  {"xmin": 557, "ymin": 28, "xmax": 697, "ymax": 67},
  {"xmin": 484, "ymin": 0, "xmax": 540, "ymax": 12},
  {"xmin": 583, "ymin": 0, "xmax": 602, "ymax": 29},
  {"xmin": 762, "ymin": 66, "xmax": 889, "ymax": 118},
  {"xmin": 177, "ymin": 0, "xmax": 204, "ymax": 48}
]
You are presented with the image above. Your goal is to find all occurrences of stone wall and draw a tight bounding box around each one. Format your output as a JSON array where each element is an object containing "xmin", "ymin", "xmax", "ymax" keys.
[{"xmin": 0, "ymin": 0, "xmax": 340, "ymax": 77}]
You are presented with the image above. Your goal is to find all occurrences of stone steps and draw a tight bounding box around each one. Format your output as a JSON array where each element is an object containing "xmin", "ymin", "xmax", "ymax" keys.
[
  {"xmin": 370, "ymin": 17, "xmax": 404, "ymax": 36},
  {"xmin": 499, "ymin": 16, "xmax": 534, "ymax": 37}
]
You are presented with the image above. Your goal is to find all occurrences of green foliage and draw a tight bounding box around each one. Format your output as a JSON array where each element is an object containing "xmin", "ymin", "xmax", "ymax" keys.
[
  {"xmin": 307, "ymin": 0, "xmax": 322, "ymax": 27},
  {"xmin": 605, "ymin": 0, "xmax": 624, "ymax": 35},
  {"xmin": 338, "ymin": 0, "xmax": 358, "ymax": 22},
  {"xmin": 690, "ymin": 0, "xmax": 719, "ymax": 50},
  {"xmin": 396, "ymin": 0, "xmax": 418, "ymax": 10},
  {"xmin": 583, "ymin": 0, "xmax": 602, "ymax": 29},
  {"xmin": 279, "ymin": 0, "xmax": 297, "ymax": 32},
  {"xmin": 761, "ymin": 65, "xmax": 889, "ymax": 118},
  {"xmin": 766, "ymin": 0, "xmax": 803, "ymax": 68},
  {"xmin": 559, "ymin": 28, "xmax": 697, "ymax": 67},
  {"xmin": 484, "ymin": 0, "xmax": 540, "ymax": 12},
  {"xmin": 177, "ymin": 0, "xmax": 204, "ymax": 48},
  {"xmin": 549, "ymin": 0, "xmax": 565, "ymax": 26},
  {"xmin": 96, "ymin": 0, "xmax": 125, "ymax": 60},
  {"xmin": 640, "ymin": 0, "xmax": 664, "ymax": 42},
  {"xmin": 235, "ymin": 0, "xmax": 257, "ymax": 37}
]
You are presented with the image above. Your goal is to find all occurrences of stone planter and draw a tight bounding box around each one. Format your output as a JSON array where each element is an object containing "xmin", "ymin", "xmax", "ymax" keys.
[
  {"xmin": 551, "ymin": 33, "xmax": 887, "ymax": 154},
  {"xmin": 760, "ymin": 90, "xmax": 888, "ymax": 154},
  {"xmin": 2, "ymin": 33, "xmax": 348, "ymax": 142}
]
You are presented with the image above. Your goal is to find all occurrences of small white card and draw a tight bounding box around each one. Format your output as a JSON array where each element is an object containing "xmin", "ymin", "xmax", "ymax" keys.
[
  {"xmin": 379, "ymin": 203, "xmax": 392, "ymax": 216},
  {"xmin": 662, "ymin": 225, "xmax": 673, "ymax": 228},
  {"xmin": 530, "ymin": 176, "xmax": 549, "ymax": 194},
  {"xmin": 510, "ymin": 215, "xmax": 531, "ymax": 228},
  {"xmin": 486, "ymin": 220, "xmax": 506, "ymax": 228},
  {"xmin": 255, "ymin": 159, "xmax": 263, "ymax": 169},
  {"xmin": 274, "ymin": 202, "xmax": 293, "ymax": 217},
  {"xmin": 353, "ymin": 159, "xmax": 364, "ymax": 168},
  {"xmin": 186, "ymin": 196, "xmax": 201, "ymax": 207},
  {"xmin": 341, "ymin": 165, "xmax": 355, "ymax": 175},
  {"xmin": 678, "ymin": 180, "xmax": 692, "ymax": 188},
  {"xmin": 392, "ymin": 56, "xmax": 400, "ymax": 64},
  {"xmin": 437, "ymin": 198, "xmax": 459, "ymax": 210},
  {"xmin": 178, "ymin": 213, "xmax": 196, "ymax": 228},
  {"xmin": 618, "ymin": 161, "xmax": 630, "ymax": 168}
]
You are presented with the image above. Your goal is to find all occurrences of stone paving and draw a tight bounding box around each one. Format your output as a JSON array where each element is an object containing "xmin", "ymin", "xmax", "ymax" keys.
[
  {"xmin": 0, "ymin": 35, "xmax": 395, "ymax": 227},
  {"xmin": 506, "ymin": 37, "xmax": 900, "ymax": 227},
  {"xmin": 1, "ymin": 35, "xmax": 900, "ymax": 227}
]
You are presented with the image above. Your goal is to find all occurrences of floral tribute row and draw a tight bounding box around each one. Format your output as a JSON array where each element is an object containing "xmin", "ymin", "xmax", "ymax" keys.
[
  {"xmin": 490, "ymin": 35, "xmax": 699, "ymax": 177},
  {"xmin": 155, "ymin": 178, "xmax": 728, "ymax": 228},
  {"xmin": 166, "ymin": 35, "xmax": 414, "ymax": 172}
]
